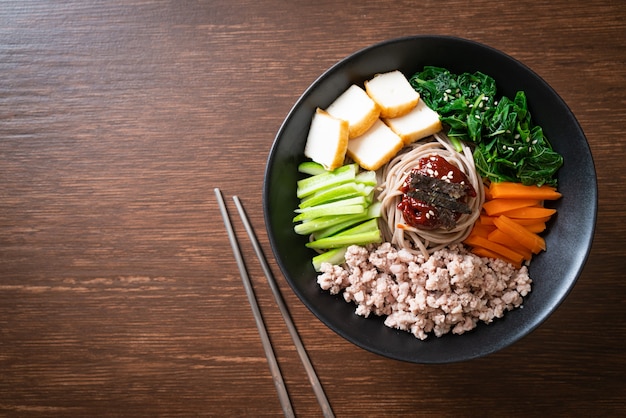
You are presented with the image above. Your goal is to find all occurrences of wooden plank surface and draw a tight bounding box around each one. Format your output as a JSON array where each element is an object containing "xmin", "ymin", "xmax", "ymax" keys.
[{"xmin": 1, "ymin": 0, "xmax": 624, "ymax": 416}]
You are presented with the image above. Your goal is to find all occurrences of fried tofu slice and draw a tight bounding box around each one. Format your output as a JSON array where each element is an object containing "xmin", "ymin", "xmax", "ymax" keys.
[
  {"xmin": 383, "ymin": 99, "xmax": 442, "ymax": 145},
  {"xmin": 325, "ymin": 85, "xmax": 380, "ymax": 139},
  {"xmin": 346, "ymin": 119, "xmax": 404, "ymax": 171},
  {"xmin": 304, "ymin": 108, "xmax": 349, "ymax": 170},
  {"xmin": 365, "ymin": 70, "xmax": 420, "ymax": 118}
]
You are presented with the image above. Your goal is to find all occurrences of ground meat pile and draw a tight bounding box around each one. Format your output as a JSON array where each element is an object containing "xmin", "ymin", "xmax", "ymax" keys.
[{"xmin": 317, "ymin": 243, "xmax": 532, "ymax": 340}]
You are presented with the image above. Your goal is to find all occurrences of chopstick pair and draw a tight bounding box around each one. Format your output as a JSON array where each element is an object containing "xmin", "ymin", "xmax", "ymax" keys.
[{"xmin": 214, "ymin": 188, "xmax": 335, "ymax": 418}]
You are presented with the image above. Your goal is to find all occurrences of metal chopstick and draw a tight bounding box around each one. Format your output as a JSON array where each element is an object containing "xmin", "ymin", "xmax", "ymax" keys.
[
  {"xmin": 232, "ymin": 196, "xmax": 335, "ymax": 418},
  {"xmin": 214, "ymin": 188, "xmax": 295, "ymax": 418}
]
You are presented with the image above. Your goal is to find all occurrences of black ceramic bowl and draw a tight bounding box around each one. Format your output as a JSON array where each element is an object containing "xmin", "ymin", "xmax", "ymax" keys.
[{"xmin": 263, "ymin": 35, "xmax": 596, "ymax": 363}]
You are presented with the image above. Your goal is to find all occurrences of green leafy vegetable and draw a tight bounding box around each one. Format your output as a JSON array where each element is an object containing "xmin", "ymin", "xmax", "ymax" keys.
[{"xmin": 409, "ymin": 66, "xmax": 563, "ymax": 186}]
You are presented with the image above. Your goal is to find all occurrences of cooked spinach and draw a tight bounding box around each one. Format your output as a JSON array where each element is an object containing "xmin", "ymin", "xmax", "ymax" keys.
[{"xmin": 409, "ymin": 66, "xmax": 563, "ymax": 186}]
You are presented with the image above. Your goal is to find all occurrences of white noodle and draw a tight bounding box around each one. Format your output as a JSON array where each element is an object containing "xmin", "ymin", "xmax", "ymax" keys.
[{"xmin": 376, "ymin": 132, "xmax": 485, "ymax": 258}]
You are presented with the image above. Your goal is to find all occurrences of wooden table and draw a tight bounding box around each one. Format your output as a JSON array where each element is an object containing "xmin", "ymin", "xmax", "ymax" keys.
[{"xmin": 1, "ymin": 1, "xmax": 624, "ymax": 416}]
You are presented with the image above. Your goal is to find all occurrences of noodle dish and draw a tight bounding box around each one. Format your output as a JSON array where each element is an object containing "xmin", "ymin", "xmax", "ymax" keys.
[{"xmin": 264, "ymin": 36, "xmax": 596, "ymax": 363}]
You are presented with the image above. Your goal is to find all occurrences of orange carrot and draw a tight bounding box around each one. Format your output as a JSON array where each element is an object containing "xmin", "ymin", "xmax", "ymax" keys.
[
  {"xmin": 499, "ymin": 206, "xmax": 556, "ymax": 219},
  {"xmin": 470, "ymin": 247, "xmax": 522, "ymax": 268},
  {"xmin": 468, "ymin": 181, "xmax": 559, "ymax": 265},
  {"xmin": 493, "ymin": 215, "xmax": 546, "ymax": 254},
  {"xmin": 487, "ymin": 229, "xmax": 533, "ymax": 261},
  {"xmin": 524, "ymin": 222, "xmax": 547, "ymax": 233},
  {"xmin": 482, "ymin": 198, "xmax": 540, "ymax": 216},
  {"xmin": 468, "ymin": 222, "xmax": 496, "ymax": 238},
  {"xmin": 489, "ymin": 181, "xmax": 562, "ymax": 200},
  {"xmin": 506, "ymin": 216, "xmax": 552, "ymax": 225},
  {"xmin": 464, "ymin": 234, "xmax": 526, "ymax": 265},
  {"xmin": 481, "ymin": 214, "xmax": 551, "ymax": 226}
]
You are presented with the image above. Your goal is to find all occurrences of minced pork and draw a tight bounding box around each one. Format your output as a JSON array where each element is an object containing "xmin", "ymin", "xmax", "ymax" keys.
[{"xmin": 317, "ymin": 242, "xmax": 532, "ymax": 340}]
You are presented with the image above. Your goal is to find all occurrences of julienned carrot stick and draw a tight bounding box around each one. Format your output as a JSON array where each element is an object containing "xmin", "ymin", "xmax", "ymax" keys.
[
  {"xmin": 468, "ymin": 181, "xmax": 559, "ymax": 266},
  {"xmin": 493, "ymin": 215, "xmax": 546, "ymax": 254},
  {"xmin": 487, "ymin": 229, "xmax": 533, "ymax": 261},
  {"xmin": 471, "ymin": 247, "xmax": 522, "ymax": 268},
  {"xmin": 480, "ymin": 214, "xmax": 551, "ymax": 226},
  {"xmin": 464, "ymin": 234, "xmax": 525, "ymax": 265},
  {"xmin": 489, "ymin": 181, "xmax": 562, "ymax": 200},
  {"xmin": 468, "ymin": 222, "xmax": 496, "ymax": 238},
  {"xmin": 498, "ymin": 206, "xmax": 557, "ymax": 219},
  {"xmin": 515, "ymin": 216, "xmax": 552, "ymax": 225},
  {"xmin": 524, "ymin": 222, "xmax": 547, "ymax": 233},
  {"xmin": 482, "ymin": 198, "xmax": 540, "ymax": 216}
]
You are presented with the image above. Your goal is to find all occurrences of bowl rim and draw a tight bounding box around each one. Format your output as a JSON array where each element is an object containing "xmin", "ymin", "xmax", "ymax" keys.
[{"xmin": 263, "ymin": 34, "xmax": 597, "ymax": 363}]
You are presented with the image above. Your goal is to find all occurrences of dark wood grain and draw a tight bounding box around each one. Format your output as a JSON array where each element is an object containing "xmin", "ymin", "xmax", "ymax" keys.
[{"xmin": 1, "ymin": 0, "xmax": 624, "ymax": 416}]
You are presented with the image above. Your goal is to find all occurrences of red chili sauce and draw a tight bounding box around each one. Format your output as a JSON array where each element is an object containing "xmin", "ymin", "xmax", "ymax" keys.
[{"xmin": 398, "ymin": 155, "xmax": 476, "ymax": 230}]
